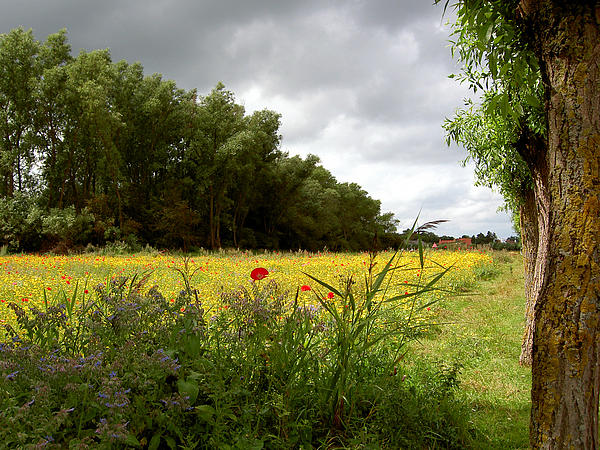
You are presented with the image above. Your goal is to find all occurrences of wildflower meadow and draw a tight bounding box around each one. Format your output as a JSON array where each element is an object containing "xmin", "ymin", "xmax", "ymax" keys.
[
  {"xmin": 0, "ymin": 248, "xmax": 514, "ymax": 448},
  {"xmin": 0, "ymin": 249, "xmax": 490, "ymax": 332}
]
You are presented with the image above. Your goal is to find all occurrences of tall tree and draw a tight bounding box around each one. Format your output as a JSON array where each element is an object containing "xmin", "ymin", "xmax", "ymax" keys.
[
  {"xmin": 35, "ymin": 30, "xmax": 73, "ymax": 209},
  {"xmin": 441, "ymin": 0, "xmax": 599, "ymax": 446},
  {"xmin": 0, "ymin": 27, "xmax": 400, "ymax": 254},
  {"xmin": 190, "ymin": 83, "xmax": 245, "ymax": 249},
  {"xmin": 250, "ymin": 153, "xmax": 321, "ymax": 248},
  {"xmin": 111, "ymin": 61, "xmax": 196, "ymax": 237},
  {"xmin": 226, "ymin": 109, "xmax": 282, "ymax": 247},
  {"xmin": 0, "ymin": 28, "xmax": 40, "ymax": 196},
  {"xmin": 335, "ymin": 182, "xmax": 386, "ymax": 250},
  {"xmin": 62, "ymin": 50, "xmax": 124, "ymax": 222},
  {"xmin": 519, "ymin": 3, "xmax": 599, "ymax": 447}
]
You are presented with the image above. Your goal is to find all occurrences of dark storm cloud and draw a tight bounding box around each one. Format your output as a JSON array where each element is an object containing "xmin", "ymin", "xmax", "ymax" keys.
[{"xmin": 0, "ymin": 0, "xmax": 514, "ymax": 238}]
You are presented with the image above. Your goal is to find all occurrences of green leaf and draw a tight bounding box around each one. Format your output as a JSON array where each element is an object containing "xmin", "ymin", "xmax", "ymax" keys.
[
  {"xmin": 123, "ymin": 434, "xmax": 141, "ymax": 448},
  {"xmin": 348, "ymin": 289, "xmax": 356, "ymax": 312},
  {"xmin": 524, "ymin": 93, "xmax": 541, "ymax": 108},
  {"xmin": 489, "ymin": 54, "xmax": 497, "ymax": 78},
  {"xmin": 513, "ymin": 101, "xmax": 524, "ymax": 116},
  {"xmin": 371, "ymin": 251, "xmax": 397, "ymax": 295},
  {"xmin": 424, "ymin": 264, "xmax": 455, "ymax": 290},
  {"xmin": 485, "ymin": 23, "xmax": 494, "ymax": 43},
  {"xmin": 237, "ymin": 438, "xmax": 264, "ymax": 450},
  {"xmin": 164, "ymin": 436, "xmax": 177, "ymax": 450},
  {"xmin": 404, "ymin": 214, "xmax": 420, "ymax": 248},
  {"xmin": 177, "ymin": 378, "xmax": 199, "ymax": 404},
  {"xmin": 196, "ymin": 404, "xmax": 216, "ymax": 423},
  {"xmin": 302, "ymin": 272, "xmax": 344, "ymax": 299},
  {"xmin": 148, "ymin": 434, "xmax": 161, "ymax": 450},
  {"xmin": 499, "ymin": 93, "xmax": 510, "ymax": 119}
]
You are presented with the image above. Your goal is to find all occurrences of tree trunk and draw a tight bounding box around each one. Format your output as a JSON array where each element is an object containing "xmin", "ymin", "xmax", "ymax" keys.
[
  {"xmin": 519, "ymin": 1, "xmax": 600, "ymax": 447},
  {"xmin": 519, "ymin": 189, "xmax": 539, "ymax": 366},
  {"xmin": 209, "ymin": 185, "xmax": 217, "ymax": 249},
  {"xmin": 517, "ymin": 129, "xmax": 551, "ymax": 366},
  {"xmin": 16, "ymin": 154, "xmax": 22, "ymax": 192},
  {"xmin": 519, "ymin": 184, "xmax": 551, "ymax": 367}
]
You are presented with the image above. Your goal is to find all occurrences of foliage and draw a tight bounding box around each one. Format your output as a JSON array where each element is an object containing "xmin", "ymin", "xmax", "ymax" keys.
[
  {"xmin": 0, "ymin": 193, "xmax": 43, "ymax": 251},
  {"xmin": 0, "ymin": 194, "xmax": 96, "ymax": 252},
  {"xmin": 305, "ymin": 246, "xmax": 454, "ymax": 430},
  {"xmin": 439, "ymin": 0, "xmax": 545, "ymax": 229}
]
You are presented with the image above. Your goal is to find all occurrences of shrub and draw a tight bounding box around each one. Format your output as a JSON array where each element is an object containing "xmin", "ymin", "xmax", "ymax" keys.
[{"xmin": 0, "ymin": 193, "xmax": 44, "ymax": 251}]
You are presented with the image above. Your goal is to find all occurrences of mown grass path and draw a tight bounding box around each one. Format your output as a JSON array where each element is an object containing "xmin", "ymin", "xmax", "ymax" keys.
[{"xmin": 409, "ymin": 252, "xmax": 531, "ymax": 449}]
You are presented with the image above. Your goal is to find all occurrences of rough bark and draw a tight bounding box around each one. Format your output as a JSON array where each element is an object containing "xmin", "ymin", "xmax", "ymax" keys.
[
  {"xmin": 517, "ymin": 130, "xmax": 551, "ymax": 366},
  {"xmin": 519, "ymin": 188, "xmax": 539, "ymax": 366},
  {"xmin": 518, "ymin": 1, "xmax": 600, "ymax": 447}
]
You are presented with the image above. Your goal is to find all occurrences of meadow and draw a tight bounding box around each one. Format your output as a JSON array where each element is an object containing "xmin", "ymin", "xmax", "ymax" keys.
[
  {"xmin": 0, "ymin": 249, "xmax": 490, "ymax": 332},
  {"xmin": 0, "ymin": 249, "xmax": 528, "ymax": 449}
]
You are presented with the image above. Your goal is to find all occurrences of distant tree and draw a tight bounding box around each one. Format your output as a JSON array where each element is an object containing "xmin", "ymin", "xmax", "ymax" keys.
[
  {"xmin": 35, "ymin": 30, "xmax": 74, "ymax": 208},
  {"xmin": 227, "ymin": 109, "xmax": 282, "ymax": 247},
  {"xmin": 154, "ymin": 197, "xmax": 199, "ymax": 251},
  {"xmin": 189, "ymin": 83, "xmax": 245, "ymax": 249},
  {"xmin": 485, "ymin": 231, "xmax": 498, "ymax": 243},
  {"xmin": 0, "ymin": 28, "xmax": 41, "ymax": 196}
]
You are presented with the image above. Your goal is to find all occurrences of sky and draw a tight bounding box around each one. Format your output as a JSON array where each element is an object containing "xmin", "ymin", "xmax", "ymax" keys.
[{"xmin": 0, "ymin": 0, "xmax": 516, "ymax": 239}]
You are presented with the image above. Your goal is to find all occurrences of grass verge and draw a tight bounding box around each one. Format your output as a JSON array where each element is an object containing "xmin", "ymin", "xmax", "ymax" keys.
[{"xmin": 408, "ymin": 251, "xmax": 531, "ymax": 449}]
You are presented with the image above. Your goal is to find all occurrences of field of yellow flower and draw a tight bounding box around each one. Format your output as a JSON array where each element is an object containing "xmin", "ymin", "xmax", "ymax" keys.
[{"xmin": 0, "ymin": 249, "xmax": 492, "ymax": 330}]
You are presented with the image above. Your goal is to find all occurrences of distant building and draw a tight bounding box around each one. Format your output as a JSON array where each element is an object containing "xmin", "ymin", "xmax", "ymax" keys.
[{"xmin": 436, "ymin": 237, "xmax": 472, "ymax": 249}]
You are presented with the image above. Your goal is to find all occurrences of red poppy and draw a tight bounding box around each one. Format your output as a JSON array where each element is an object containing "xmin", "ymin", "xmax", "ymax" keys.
[
  {"xmin": 327, "ymin": 292, "xmax": 335, "ymax": 299},
  {"xmin": 251, "ymin": 267, "xmax": 269, "ymax": 281},
  {"xmin": 301, "ymin": 285, "xmax": 311, "ymax": 291}
]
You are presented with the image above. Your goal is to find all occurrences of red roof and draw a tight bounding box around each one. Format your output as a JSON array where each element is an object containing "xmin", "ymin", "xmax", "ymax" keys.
[{"xmin": 438, "ymin": 238, "xmax": 472, "ymax": 246}]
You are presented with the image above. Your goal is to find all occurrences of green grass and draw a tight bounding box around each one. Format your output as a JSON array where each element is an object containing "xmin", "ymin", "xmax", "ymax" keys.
[{"xmin": 408, "ymin": 251, "xmax": 531, "ymax": 449}]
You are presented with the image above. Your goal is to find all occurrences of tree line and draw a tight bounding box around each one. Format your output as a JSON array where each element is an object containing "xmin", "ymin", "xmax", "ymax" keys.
[{"xmin": 0, "ymin": 28, "xmax": 398, "ymax": 253}]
